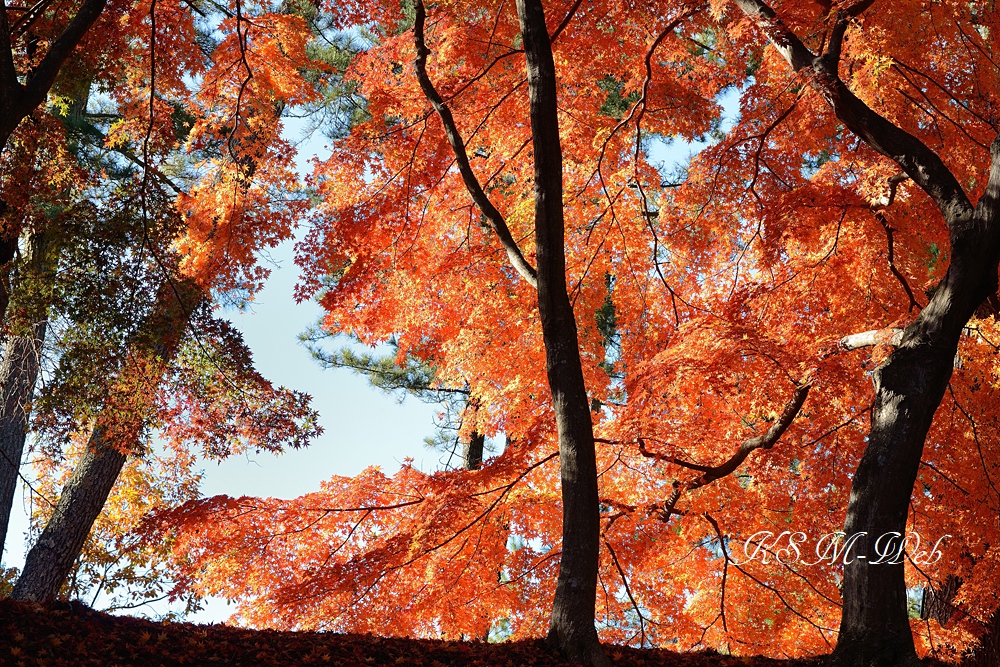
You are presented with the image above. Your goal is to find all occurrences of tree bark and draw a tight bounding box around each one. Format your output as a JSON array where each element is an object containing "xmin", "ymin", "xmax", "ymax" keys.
[
  {"xmin": 12, "ymin": 278, "xmax": 199, "ymax": 602},
  {"xmin": 964, "ymin": 610, "xmax": 1000, "ymax": 667},
  {"xmin": 729, "ymin": 3, "xmax": 1000, "ymax": 664},
  {"xmin": 11, "ymin": 426, "xmax": 126, "ymax": 601},
  {"xmin": 0, "ymin": 232, "xmax": 53, "ymax": 560},
  {"xmin": 513, "ymin": 1, "xmax": 606, "ymax": 664},
  {"xmin": 463, "ymin": 431, "xmax": 484, "ymax": 470},
  {"xmin": 0, "ymin": 320, "xmax": 47, "ymax": 559}
]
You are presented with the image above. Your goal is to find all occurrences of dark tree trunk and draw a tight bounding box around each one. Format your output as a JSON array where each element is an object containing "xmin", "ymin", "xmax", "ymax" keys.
[
  {"xmin": 0, "ymin": 232, "xmax": 53, "ymax": 559},
  {"xmin": 463, "ymin": 431, "xmax": 484, "ymax": 470},
  {"xmin": 514, "ymin": 1, "xmax": 606, "ymax": 664},
  {"xmin": 12, "ymin": 278, "xmax": 199, "ymax": 602},
  {"xmin": 964, "ymin": 610, "xmax": 1000, "ymax": 667},
  {"xmin": 832, "ymin": 124, "xmax": 1000, "ymax": 667},
  {"xmin": 11, "ymin": 426, "xmax": 126, "ymax": 601},
  {"xmin": 0, "ymin": 320, "xmax": 47, "ymax": 557}
]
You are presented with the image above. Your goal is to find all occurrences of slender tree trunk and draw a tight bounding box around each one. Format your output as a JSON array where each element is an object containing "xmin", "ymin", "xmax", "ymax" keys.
[
  {"xmin": 12, "ymin": 278, "xmax": 199, "ymax": 602},
  {"xmin": 0, "ymin": 319, "xmax": 47, "ymax": 557},
  {"xmin": 514, "ymin": 1, "xmax": 606, "ymax": 664},
  {"xmin": 0, "ymin": 232, "xmax": 54, "ymax": 560}
]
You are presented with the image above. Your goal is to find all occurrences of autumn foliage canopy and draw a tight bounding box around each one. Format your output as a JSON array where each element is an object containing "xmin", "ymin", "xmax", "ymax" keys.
[{"xmin": 3, "ymin": 0, "xmax": 1000, "ymax": 663}]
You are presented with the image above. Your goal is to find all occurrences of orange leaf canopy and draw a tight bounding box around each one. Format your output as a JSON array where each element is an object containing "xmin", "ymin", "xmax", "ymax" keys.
[{"xmin": 156, "ymin": 0, "xmax": 1000, "ymax": 658}]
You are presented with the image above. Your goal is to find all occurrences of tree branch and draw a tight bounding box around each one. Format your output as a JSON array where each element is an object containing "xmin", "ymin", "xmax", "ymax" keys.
[
  {"xmin": 731, "ymin": 0, "xmax": 975, "ymax": 229},
  {"xmin": 21, "ymin": 0, "xmax": 107, "ymax": 114},
  {"xmin": 838, "ymin": 327, "xmax": 904, "ymax": 350},
  {"xmin": 0, "ymin": 0, "xmax": 17, "ymax": 93},
  {"xmin": 642, "ymin": 378, "xmax": 812, "ymax": 521},
  {"xmin": 412, "ymin": 0, "xmax": 538, "ymax": 288}
]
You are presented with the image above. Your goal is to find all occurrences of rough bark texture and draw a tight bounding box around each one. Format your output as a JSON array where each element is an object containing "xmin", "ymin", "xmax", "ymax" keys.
[
  {"xmin": 514, "ymin": 1, "xmax": 606, "ymax": 664},
  {"xmin": 920, "ymin": 574, "xmax": 960, "ymax": 626},
  {"xmin": 12, "ymin": 278, "xmax": 200, "ymax": 602},
  {"xmin": 0, "ymin": 232, "xmax": 53, "ymax": 558},
  {"xmin": 729, "ymin": 2, "xmax": 1000, "ymax": 664},
  {"xmin": 0, "ymin": 320, "xmax": 47, "ymax": 557},
  {"xmin": 831, "ymin": 79, "xmax": 1000, "ymax": 667},
  {"xmin": 11, "ymin": 426, "xmax": 126, "ymax": 601}
]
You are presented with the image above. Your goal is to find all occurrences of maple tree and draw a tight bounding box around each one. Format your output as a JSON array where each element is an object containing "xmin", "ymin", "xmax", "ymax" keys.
[
  {"xmin": 3, "ymin": 0, "xmax": 1000, "ymax": 665},
  {"xmin": 148, "ymin": 0, "xmax": 1000, "ymax": 664}
]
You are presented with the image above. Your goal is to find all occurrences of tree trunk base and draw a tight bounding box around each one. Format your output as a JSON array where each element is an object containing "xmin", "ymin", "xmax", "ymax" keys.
[
  {"xmin": 545, "ymin": 628, "xmax": 610, "ymax": 667},
  {"xmin": 830, "ymin": 637, "xmax": 923, "ymax": 667}
]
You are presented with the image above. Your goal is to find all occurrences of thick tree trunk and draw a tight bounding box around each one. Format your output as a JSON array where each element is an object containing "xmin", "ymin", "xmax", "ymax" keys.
[
  {"xmin": 723, "ymin": 4, "xmax": 1000, "ymax": 663},
  {"xmin": 11, "ymin": 427, "xmax": 125, "ymax": 601},
  {"xmin": 833, "ymin": 141, "xmax": 1000, "ymax": 667},
  {"xmin": 12, "ymin": 278, "xmax": 199, "ymax": 602},
  {"xmin": 514, "ymin": 1, "xmax": 606, "ymax": 664}
]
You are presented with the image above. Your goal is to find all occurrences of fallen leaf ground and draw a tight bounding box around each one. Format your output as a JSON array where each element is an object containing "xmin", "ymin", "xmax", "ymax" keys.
[{"xmin": 0, "ymin": 598, "xmax": 838, "ymax": 666}]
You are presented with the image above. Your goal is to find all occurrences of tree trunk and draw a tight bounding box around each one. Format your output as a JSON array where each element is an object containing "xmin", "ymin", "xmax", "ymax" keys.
[
  {"xmin": 964, "ymin": 610, "xmax": 1000, "ymax": 667},
  {"xmin": 0, "ymin": 319, "xmax": 47, "ymax": 557},
  {"xmin": 11, "ymin": 426, "xmax": 126, "ymax": 601},
  {"xmin": 723, "ymin": 5, "xmax": 1000, "ymax": 662},
  {"xmin": 12, "ymin": 278, "xmax": 199, "ymax": 602},
  {"xmin": 514, "ymin": 1, "xmax": 606, "ymax": 664},
  {"xmin": 920, "ymin": 574, "xmax": 960, "ymax": 626},
  {"xmin": 463, "ymin": 431, "xmax": 484, "ymax": 470},
  {"xmin": 833, "ymin": 140, "xmax": 1000, "ymax": 667},
  {"xmin": 0, "ymin": 231, "xmax": 54, "ymax": 560}
]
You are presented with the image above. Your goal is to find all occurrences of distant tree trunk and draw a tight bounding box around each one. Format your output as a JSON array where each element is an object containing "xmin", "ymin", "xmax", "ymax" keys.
[
  {"xmin": 463, "ymin": 431, "xmax": 484, "ymax": 470},
  {"xmin": 919, "ymin": 575, "xmax": 1000, "ymax": 666},
  {"xmin": 0, "ymin": 320, "xmax": 47, "ymax": 555},
  {"xmin": 921, "ymin": 575, "xmax": 961, "ymax": 626},
  {"xmin": 514, "ymin": 0, "xmax": 606, "ymax": 664},
  {"xmin": 12, "ymin": 278, "xmax": 199, "ymax": 602},
  {"xmin": 965, "ymin": 611, "xmax": 1000, "ymax": 667},
  {"xmin": 0, "ymin": 232, "xmax": 54, "ymax": 559}
]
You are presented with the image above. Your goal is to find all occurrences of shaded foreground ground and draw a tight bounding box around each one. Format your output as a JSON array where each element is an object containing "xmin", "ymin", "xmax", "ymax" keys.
[{"xmin": 1, "ymin": 597, "xmax": 831, "ymax": 666}]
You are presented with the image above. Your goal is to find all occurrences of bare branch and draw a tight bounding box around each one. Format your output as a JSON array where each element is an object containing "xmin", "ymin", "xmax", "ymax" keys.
[
  {"xmin": 413, "ymin": 0, "xmax": 538, "ymax": 288},
  {"xmin": 839, "ymin": 327, "xmax": 905, "ymax": 350},
  {"xmin": 691, "ymin": 380, "xmax": 812, "ymax": 486},
  {"xmin": 550, "ymin": 0, "xmax": 582, "ymax": 43},
  {"xmin": 642, "ymin": 378, "xmax": 812, "ymax": 521}
]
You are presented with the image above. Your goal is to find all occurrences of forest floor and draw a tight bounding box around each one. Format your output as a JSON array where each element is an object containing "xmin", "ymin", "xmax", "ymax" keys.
[{"xmin": 0, "ymin": 598, "xmax": 864, "ymax": 666}]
